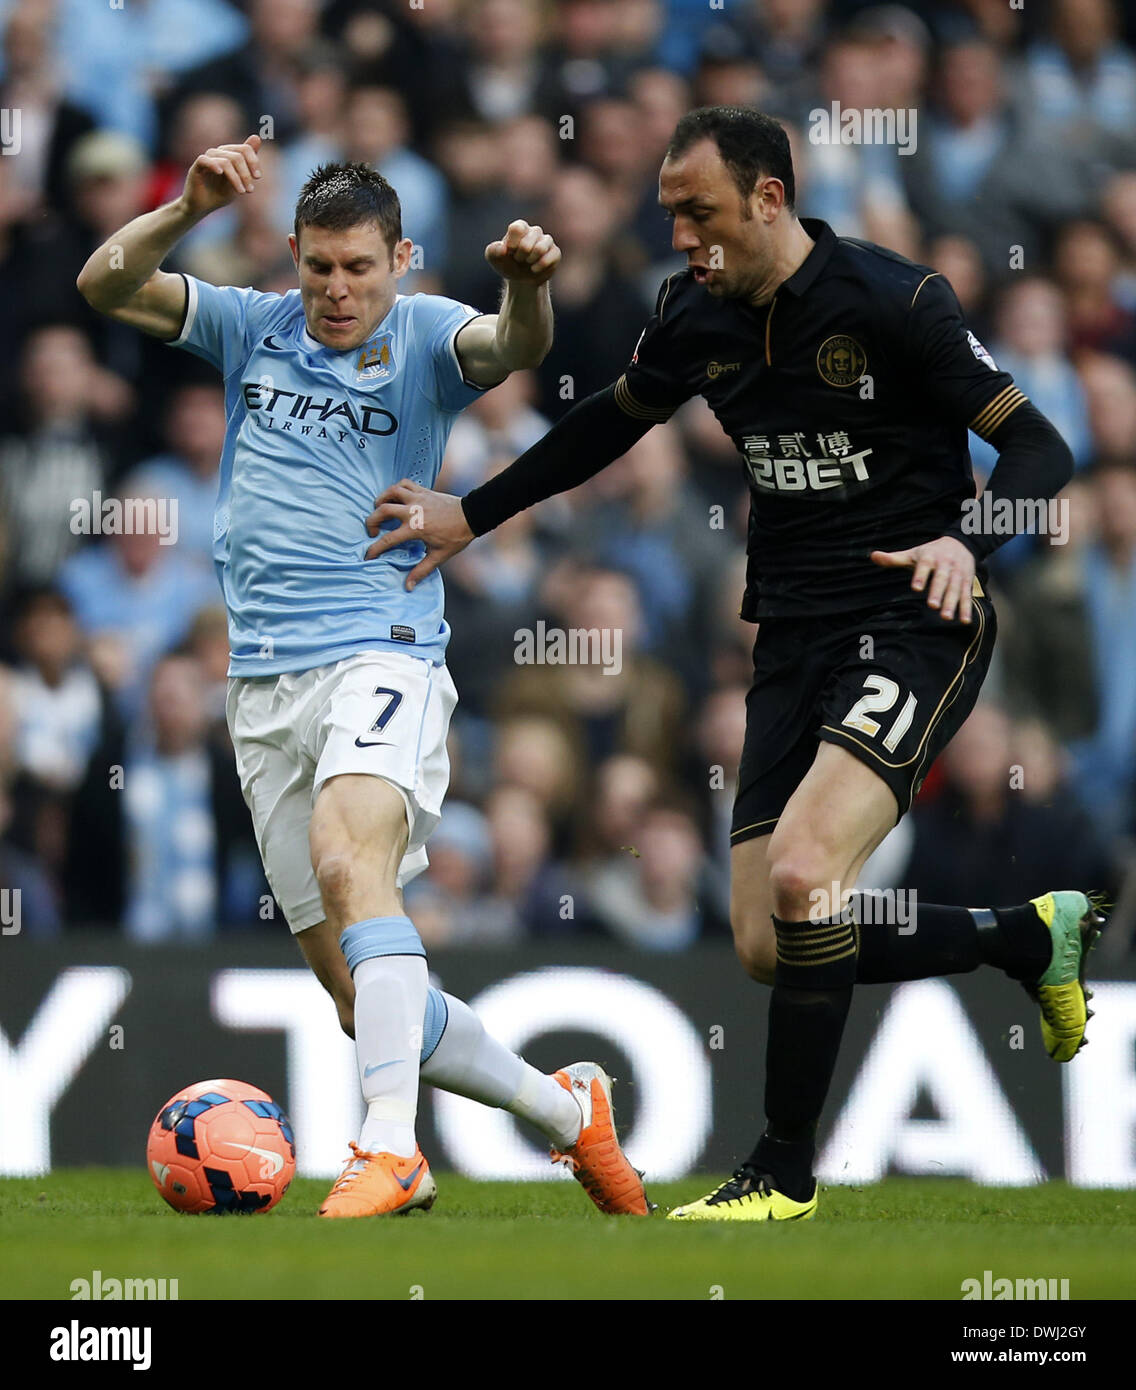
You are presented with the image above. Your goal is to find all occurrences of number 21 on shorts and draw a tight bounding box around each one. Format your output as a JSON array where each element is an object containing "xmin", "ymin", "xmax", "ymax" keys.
[{"xmin": 841, "ymin": 675, "xmax": 917, "ymax": 753}]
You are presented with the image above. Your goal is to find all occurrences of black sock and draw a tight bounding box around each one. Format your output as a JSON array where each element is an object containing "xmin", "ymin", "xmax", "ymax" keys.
[
  {"xmin": 756, "ymin": 911, "xmax": 856, "ymax": 1201},
  {"xmin": 984, "ymin": 904, "xmax": 1053, "ymax": 981},
  {"xmin": 851, "ymin": 896, "xmax": 1052, "ymax": 983},
  {"xmin": 747, "ymin": 1131, "xmax": 817, "ymax": 1202},
  {"xmin": 852, "ymin": 895, "xmax": 981, "ymax": 983}
]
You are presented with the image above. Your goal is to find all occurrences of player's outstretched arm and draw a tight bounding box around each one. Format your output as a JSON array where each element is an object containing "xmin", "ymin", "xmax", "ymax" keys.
[
  {"xmin": 365, "ymin": 382, "xmax": 655, "ymax": 587},
  {"xmin": 453, "ymin": 220, "xmax": 560, "ymax": 387},
  {"xmin": 76, "ymin": 134, "xmax": 264, "ymax": 339}
]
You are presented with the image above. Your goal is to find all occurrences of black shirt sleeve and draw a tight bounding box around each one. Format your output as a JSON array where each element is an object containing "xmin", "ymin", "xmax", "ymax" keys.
[
  {"xmin": 460, "ymin": 275, "xmax": 695, "ymax": 536},
  {"xmin": 905, "ymin": 272, "xmax": 1074, "ymax": 559},
  {"xmin": 904, "ymin": 271, "xmax": 1027, "ymax": 435},
  {"xmin": 944, "ymin": 399, "xmax": 1074, "ymax": 560},
  {"xmin": 460, "ymin": 383, "xmax": 653, "ymax": 535},
  {"xmin": 613, "ymin": 272, "xmax": 698, "ymax": 423}
]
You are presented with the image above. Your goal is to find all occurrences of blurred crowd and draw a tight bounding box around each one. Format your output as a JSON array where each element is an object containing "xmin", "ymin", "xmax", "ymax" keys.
[{"xmin": 1, "ymin": 0, "xmax": 1135, "ymax": 949}]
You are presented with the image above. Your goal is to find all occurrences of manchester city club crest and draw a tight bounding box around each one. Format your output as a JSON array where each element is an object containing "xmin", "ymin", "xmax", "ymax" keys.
[
  {"xmin": 816, "ymin": 334, "xmax": 866, "ymax": 387},
  {"xmin": 356, "ymin": 333, "xmax": 395, "ymax": 382}
]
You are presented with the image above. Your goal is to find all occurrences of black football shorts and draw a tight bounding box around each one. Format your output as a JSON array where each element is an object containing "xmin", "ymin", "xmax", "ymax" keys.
[{"xmin": 730, "ymin": 585, "xmax": 997, "ymax": 845}]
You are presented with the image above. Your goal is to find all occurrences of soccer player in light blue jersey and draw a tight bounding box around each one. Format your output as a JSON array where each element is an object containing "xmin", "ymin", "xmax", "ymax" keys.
[{"xmin": 77, "ymin": 133, "xmax": 649, "ymax": 1218}]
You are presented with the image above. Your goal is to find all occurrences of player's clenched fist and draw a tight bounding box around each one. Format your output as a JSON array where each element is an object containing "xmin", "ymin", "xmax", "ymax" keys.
[
  {"xmin": 485, "ymin": 220, "xmax": 561, "ymax": 286},
  {"xmin": 181, "ymin": 134, "xmax": 263, "ymax": 217}
]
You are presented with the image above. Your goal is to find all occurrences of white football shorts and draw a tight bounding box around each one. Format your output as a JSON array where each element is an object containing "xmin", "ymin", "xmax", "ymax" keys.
[{"xmin": 226, "ymin": 649, "xmax": 458, "ymax": 934}]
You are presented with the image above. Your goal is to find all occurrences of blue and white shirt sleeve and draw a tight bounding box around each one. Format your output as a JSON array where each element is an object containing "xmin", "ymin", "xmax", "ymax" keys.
[
  {"xmin": 416, "ymin": 295, "xmax": 496, "ymax": 413},
  {"xmin": 166, "ymin": 274, "xmax": 283, "ymax": 379}
]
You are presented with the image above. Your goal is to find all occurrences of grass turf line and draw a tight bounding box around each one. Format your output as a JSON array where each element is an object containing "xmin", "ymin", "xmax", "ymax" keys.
[{"xmin": 2, "ymin": 1170, "xmax": 1133, "ymax": 1300}]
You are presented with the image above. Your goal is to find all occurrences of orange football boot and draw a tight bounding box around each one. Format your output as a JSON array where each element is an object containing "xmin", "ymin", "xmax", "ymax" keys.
[
  {"xmin": 550, "ymin": 1062, "xmax": 651, "ymax": 1215},
  {"xmin": 318, "ymin": 1142, "xmax": 437, "ymax": 1218}
]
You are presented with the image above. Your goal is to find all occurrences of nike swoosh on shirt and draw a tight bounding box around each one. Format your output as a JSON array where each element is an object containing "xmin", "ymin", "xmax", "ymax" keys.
[
  {"xmin": 364, "ymin": 1059, "xmax": 405, "ymax": 1077},
  {"xmin": 263, "ymin": 334, "xmax": 284, "ymax": 349},
  {"xmin": 222, "ymin": 1141, "xmax": 285, "ymax": 1177}
]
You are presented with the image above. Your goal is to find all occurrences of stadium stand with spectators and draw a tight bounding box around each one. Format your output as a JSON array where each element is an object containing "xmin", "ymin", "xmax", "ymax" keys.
[{"xmin": 0, "ymin": 0, "xmax": 1132, "ymax": 948}]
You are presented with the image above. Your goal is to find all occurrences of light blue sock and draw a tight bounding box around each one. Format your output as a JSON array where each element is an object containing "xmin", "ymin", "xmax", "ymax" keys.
[
  {"xmin": 421, "ymin": 988, "xmax": 448, "ymax": 1065},
  {"xmin": 339, "ymin": 915, "xmax": 425, "ymax": 973}
]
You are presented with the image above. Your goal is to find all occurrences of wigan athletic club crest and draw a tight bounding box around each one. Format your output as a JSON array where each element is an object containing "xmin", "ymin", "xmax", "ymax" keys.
[
  {"xmin": 356, "ymin": 334, "xmax": 395, "ymax": 382},
  {"xmin": 816, "ymin": 334, "xmax": 867, "ymax": 387}
]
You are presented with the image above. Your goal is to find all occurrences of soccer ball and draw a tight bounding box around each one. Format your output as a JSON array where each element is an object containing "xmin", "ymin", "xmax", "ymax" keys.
[{"xmin": 146, "ymin": 1078, "xmax": 296, "ymax": 1214}]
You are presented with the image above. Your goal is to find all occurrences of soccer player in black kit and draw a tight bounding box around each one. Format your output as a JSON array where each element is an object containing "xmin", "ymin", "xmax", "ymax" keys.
[{"xmin": 365, "ymin": 108, "xmax": 1104, "ymax": 1221}]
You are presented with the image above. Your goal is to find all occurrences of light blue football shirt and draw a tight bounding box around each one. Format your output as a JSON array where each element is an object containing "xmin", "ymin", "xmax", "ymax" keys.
[{"xmin": 168, "ymin": 274, "xmax": 489, "ymax": 675}]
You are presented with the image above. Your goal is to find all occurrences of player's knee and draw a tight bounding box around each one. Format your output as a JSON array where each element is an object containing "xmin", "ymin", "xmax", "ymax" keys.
[
  {"xmin": 313, "ymin": 850, "xmax": 356, "ymax": 914},
  {"xmin": 767, "ymin": 848, "xmax": 830, "ymax": 922}
]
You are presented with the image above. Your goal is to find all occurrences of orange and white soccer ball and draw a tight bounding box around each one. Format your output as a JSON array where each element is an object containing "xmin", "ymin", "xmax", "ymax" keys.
[{"xmin": 146, "ymin": 1079, "xmax": 296, "ymax": 1214}]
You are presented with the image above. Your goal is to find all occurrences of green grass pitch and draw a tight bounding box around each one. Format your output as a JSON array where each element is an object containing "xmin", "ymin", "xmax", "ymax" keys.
[{"xmin": 3, "ymin": 1171, "xmax": 1135, "ymax": 1300}]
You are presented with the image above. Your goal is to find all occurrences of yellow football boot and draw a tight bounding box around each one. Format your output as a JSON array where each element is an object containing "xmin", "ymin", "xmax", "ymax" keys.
[
  {"xmin": 1022, "ymin": 891, "xmax": 1105, "ymax": 1062},
  {"xmin": 667, "ymin": 1167, "xmax": 817, "ymax": 1222}
]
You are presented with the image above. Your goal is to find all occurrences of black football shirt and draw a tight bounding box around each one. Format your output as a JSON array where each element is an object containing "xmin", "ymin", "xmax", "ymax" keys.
[{"xmin": 615, "ymin": 218, "xmax": 1026, "ymax": 618}]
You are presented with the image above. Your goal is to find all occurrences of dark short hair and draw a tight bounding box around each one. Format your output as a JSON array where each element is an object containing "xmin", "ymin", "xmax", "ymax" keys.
[
  {"xmin": 666, "ymin": 106, "xmax": 795, "ymax": 210},
  {"xmin": 293, "ymin": 161, "xmax": 402, "ymax": 253}
]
